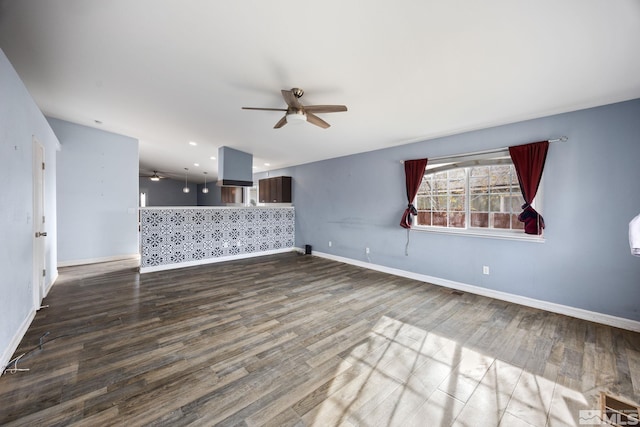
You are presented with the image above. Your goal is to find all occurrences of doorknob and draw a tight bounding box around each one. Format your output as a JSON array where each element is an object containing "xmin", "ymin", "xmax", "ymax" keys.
[{"xmin": 35, "ymin": 231, "xmax": 47, "ymax": 238}]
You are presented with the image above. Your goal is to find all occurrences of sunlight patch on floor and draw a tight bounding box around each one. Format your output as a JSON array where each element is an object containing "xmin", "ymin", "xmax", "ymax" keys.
[{"xmin": 305, "ymin": 315, "xmax": 592, "ymax": 427}]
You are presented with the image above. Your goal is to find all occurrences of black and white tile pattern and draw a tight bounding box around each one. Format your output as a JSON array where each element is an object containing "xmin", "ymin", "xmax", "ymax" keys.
[{"xmin": 140, "ymin": 207, "xmax": 295, "ymax": 270}]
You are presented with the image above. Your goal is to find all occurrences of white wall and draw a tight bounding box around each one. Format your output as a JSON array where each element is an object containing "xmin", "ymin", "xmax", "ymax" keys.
[
  {"xmin": 49, "ymin": 118, "xmax": 139, "ymax": 265},
  {"xmin": 0, "ymin": 49, "xmax": 60, "ymax": 372}
]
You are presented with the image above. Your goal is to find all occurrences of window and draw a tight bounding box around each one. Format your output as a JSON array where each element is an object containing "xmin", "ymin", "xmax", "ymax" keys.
[{"xmin": 414, "ymin": 151, "xmax": 540, "ymax": 237}]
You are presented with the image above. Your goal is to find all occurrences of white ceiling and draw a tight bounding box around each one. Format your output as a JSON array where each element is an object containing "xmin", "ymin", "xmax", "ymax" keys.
[{"xmin": 1, "ymin": 1, "xmax": 639, "ymax": 183}]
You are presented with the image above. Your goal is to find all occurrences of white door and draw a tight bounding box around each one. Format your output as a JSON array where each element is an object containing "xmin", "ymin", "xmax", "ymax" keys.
[{"xmin": 32, "ymin": 138, "xmax": 45, "ymax": 308}]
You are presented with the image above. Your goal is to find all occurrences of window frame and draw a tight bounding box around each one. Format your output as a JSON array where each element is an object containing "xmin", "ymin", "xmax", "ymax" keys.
[{"xmin": 412, "ymin": 150, "xmax": 545, "ymax": 242}]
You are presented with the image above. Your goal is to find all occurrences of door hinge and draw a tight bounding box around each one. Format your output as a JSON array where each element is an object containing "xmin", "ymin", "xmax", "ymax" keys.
[
  {"xmin": 42, "ymin": 162, "xmax": 45, "ymax": 170},
  {"xmin": 42, "ymin": 269, "xmax": 46, "ymax": 277},
  {"xmin": 43, "ymin": 215, "xmax": 46, "ymax": 224}
]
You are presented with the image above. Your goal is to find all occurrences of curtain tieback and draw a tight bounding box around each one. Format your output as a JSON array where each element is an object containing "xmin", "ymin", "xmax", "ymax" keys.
[
  {"xmin": 518, "ymin": 204, "xmax": 545, "ymax": 234},
  {"xmin": 400, "ymin": 205, "xmax": 415, "ymax": 229},
  {"xmin": 405, "ymin": 203, "xmax": 418, "ymax": 226}
]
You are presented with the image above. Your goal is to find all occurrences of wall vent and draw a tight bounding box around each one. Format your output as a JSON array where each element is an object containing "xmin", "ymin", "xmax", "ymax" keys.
[{"xmin": 600, "ymin": 392, "xmax": 639, "ymax": 426}]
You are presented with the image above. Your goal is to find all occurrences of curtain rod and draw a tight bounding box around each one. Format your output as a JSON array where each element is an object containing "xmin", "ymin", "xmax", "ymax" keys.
[
  {"xmin": 401, "ymin": 136, "xmax": 568, "ymax": 163},
  {"xmin": 548, "ymin": 136, "xmax": 568, "ymax": 143}
]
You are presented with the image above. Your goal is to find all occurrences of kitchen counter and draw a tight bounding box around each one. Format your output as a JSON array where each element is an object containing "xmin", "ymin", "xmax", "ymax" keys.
[{"xmin": 139, "ymin": 206, "xmax": 295, "ymax": 273}]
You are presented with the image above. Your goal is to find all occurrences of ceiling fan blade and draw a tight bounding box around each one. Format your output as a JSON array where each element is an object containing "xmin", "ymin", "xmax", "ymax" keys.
[
  {"xmin": 274, "ymin": 115, "xmax": 287, "ymax": 129},
  {"xmin": 306, "ymin": 112, "xmax": 330, "ymax": 129},
  {"xmin": 281, "ymin": 90, "xmax": 303, "ymax": 109},
  {"xmin": 242, "ymin": 107, "xmax": 287, "ymax": 111},
  {"xmin": 304, "ymin": 105, "xmax": 348, "ymax": 113}
]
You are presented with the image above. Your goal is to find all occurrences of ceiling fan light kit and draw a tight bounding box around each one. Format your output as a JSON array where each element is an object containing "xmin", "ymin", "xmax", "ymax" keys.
[
  {"xmin": 286, "ymin": 111, "xmax": 307, "ymax": 124},
  {"xmin": 139, "ymin": 170, "xmax": 165, "ymax": 181},
  {"xmin": 242, "ymin": 88, "xmax": 347, "ymax": 129}
]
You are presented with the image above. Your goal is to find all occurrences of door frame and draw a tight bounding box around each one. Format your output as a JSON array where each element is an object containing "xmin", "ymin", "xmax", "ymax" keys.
[{"xmin": 32, "ymin": 137, "xmax": 45, "ymax": 309}]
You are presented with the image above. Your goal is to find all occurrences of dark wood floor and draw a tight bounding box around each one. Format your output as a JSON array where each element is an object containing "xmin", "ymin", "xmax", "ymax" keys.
[{"xmin": 1, "ymin": 253, "xmax": 639, "ymax": 426}]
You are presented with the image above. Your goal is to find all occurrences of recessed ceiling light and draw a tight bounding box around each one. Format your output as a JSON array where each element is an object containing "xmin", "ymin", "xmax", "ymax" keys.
[
  {"xmin": 264, "ymin": 163, "xmax": 271, "ymax": 166},
  {"xmin": 252, "ymin": 166, "xmax": 258, "ymax": 169},
  {"xmin": 189, "ymin": 141, "xmax": 197, "ymax": 146},
  {"xmin": 193, "ymin": 163, "xmax": 199, "ymax": 167},
  {"xmin": 210, "ymin": 156, "xmax": 216, "ymax": 160}
]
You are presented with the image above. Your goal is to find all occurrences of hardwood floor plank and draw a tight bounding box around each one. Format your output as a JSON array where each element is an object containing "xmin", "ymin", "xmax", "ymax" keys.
[
  {"xmin": 299, "ymin": 364, "xmax": 404, "ymax": 426},
  {"xmin": 243, "ymin": 356, "xmax": 349, "ymax": 427},
  {"xmin": 401, "ymin": 389, "xmax": 466, "ymax": 427},
  {"xmin": 628, "ymin": 346, "xmax": 640, "ymax": 396},
  {"xmin": 453, "ymin": 359, "xmax": 523, "ymax": 426},
  {"xmin": 3, "ymin": 387, "xmax": 107, "ymax": 427},
  {"xmin": 546, "ymin": 382, "xmax": 590, "ymax": 427},
  {"xmin": 123, "ymin": 367, "xmax": 249, "ymax": 425},
  {"xmin": 0, "ymin": 253, "xmax": 638, "ymax": 426},
  {"xmin": 504, "ymin": 370, "xmax": 556, "ymax": 427}
]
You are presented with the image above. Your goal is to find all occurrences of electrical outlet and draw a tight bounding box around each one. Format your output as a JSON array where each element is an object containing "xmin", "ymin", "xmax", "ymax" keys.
[
  {"xmin": 328, "ymin": 241, "xmax": 332, "ymax": 247},
  {"xmin": 366, "ymin": 247, "xmax": 370, "ymax": 254},
  {"xmin": 483, "ymin": 266, "xmax": 490, "ymax": 275}
]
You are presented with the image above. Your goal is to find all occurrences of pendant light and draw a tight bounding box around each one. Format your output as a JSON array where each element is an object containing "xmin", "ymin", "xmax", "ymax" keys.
[
  {"xmin": 202, "ymin": 171, "xmax": 209, "ymax": 194},
  {"xmin": 182, "ymin": 168, "xmax": 190, "ymax": 193}
]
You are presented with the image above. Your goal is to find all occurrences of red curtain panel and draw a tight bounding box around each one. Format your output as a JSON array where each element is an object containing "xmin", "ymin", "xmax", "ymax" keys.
[
  {"xmin": 509, "ymin": 141, "xmax": 549, "ymax": 235},
  {"xmin": 400, "ymin": 158, "xmax": 428, "ymax": 229}
]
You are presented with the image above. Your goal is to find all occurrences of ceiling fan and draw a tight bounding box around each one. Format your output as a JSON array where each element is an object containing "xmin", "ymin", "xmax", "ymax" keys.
[
  {"xmin": 139, "ymin": 170, "xmax": 166, "ymax": 181},
  {"xmin": 242, "ymin": 88, "xmax": 347, "ymax": 129}
]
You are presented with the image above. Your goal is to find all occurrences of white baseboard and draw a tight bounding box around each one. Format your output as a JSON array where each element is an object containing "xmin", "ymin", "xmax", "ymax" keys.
[
  {"xmin": 140, "ymin": 248, "xmax": 296, "ymax": 274},
  {"xmin": 57, "ymin": 253, "xmax": 140, "ymax": 268},
  {"xmin": 2, "ymin": 271, "xmax": 61, "ymax": 375},
  {"xmin": 312, "ymin": 251, "xmax": 640, "ymax": 333},
  {"xmin": 44, "ymin": 269, "xmax": 58, "ymax": 298},
  {"xmin": 1, "ymin": 309, "xmax": 36, "ymax": 376}
]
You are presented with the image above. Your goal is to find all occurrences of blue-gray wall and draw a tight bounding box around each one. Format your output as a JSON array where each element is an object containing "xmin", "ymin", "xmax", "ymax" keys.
[
  {"xmin": 197, "ymin": 183, "xmax": 221, "ymax": 206},
  {"xmin": 257, "ymin": 99, "xmax": 640, "ymax": 322},
  {"xmin": 1, "ymin": 49, "xmax": 60, "ymax": 369},
  {"xmin": 218, "ymin": 146, "xmax": 253, "ymax": 184},
  {"xmin": 139, "ymin": 177, "xmax": 197, "ymax": 206},
  {"xmin": 138, "ymin": 177, "xmax": 220, "ymax": 206},
  {"xmin": 50, "ymin": 118, "xmax": 139, "ymax": 264}
]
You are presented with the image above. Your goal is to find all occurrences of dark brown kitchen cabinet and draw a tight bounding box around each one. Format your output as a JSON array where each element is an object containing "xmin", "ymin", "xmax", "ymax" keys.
[{"xmin": 258, "ymin": 176, "xmax": 292, "ymax": 203}]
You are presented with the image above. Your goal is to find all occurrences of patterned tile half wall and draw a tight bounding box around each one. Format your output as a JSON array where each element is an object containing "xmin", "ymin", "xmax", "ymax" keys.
[{"xmin": 140, "ymin": 207, "xmax": 295, "ymax": 272}]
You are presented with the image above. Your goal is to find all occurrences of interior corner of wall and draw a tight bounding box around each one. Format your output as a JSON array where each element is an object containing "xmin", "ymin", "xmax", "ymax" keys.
[{"xmin": 45, "ymin": 270, "xmax": 59, "ymax": 297}]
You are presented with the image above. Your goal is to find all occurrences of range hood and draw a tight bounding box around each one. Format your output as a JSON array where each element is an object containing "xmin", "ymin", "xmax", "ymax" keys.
[{"xmin": 217, "ymin": 146, "xmax": 253, "ymax": 187}]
